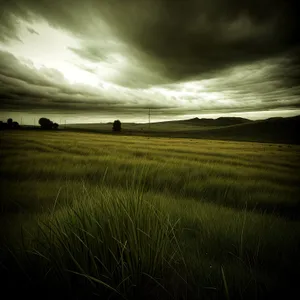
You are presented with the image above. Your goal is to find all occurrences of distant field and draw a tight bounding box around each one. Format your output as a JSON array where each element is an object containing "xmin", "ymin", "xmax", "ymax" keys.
[
  {"xmin": 1, "ymin": 131, "xmax": 300, "ymax": 299},
  {"xmin": 65, "ymin": 115, "xmax": 300, "ymax": 145},
  {"xmin": 66, "ymin": 121, "xmax": 218, "ymax": 132}
]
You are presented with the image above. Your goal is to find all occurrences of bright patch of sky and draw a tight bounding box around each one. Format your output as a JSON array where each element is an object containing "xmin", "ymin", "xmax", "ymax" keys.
[{"xmin": 0, "ymin": 19, "xmax": 101, "ymax": 86}]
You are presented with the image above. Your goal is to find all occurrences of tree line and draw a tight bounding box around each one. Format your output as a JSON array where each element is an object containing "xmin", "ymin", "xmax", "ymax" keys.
[
  {"xmin": 1, "ymin": 117, "xmax": 122, "ymax": 132},
  {"xmin": 0, "ymin": 118, "xmax": 20, "ymax": 130}
]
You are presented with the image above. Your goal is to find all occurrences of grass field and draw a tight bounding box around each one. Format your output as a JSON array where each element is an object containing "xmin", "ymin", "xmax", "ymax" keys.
[
  {"xmin": 64, "ymin": 115, "xmax": 300, "ymax": 145},
  {"xmin": 1, "ymin": 130, "xmax": 300, "ymax": 299}
]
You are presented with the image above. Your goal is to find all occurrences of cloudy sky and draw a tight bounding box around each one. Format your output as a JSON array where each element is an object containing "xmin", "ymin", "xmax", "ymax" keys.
[{"xmin": 0, "ymin": 0, "xmax": 299, "ymax": 124}]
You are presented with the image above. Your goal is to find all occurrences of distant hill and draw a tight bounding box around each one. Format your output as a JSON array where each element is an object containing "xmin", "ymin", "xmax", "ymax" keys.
[
  {"xmin": 177, "ymin": 116, "xmax": 252, "ymax": 126},
  {"xmin": 177, "ymin": 115, "xmax": 300, "ymax": 144},
  {"xmin": 148, "ymin": 116, "xmax": 252, "ymax": 127}
]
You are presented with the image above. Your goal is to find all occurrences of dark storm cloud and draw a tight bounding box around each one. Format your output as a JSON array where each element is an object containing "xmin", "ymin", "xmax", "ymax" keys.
[
  {"xmin": 201, "ymin": 57, "xmax": 299, "ymax": 95},
  {"xmin": 0, "ymin": 0, "xmax": 299, "ymax": 117},
  {"xmin": 1, "ymin": 0, "xmax": 298, "ymax": 80},
  {"xmin": 97, "ymin": 0, "xmax": 299, "ymax": 80},
  {"xmin": 0, "ymin": 1, "xmax": 33, "ymax": 43}
]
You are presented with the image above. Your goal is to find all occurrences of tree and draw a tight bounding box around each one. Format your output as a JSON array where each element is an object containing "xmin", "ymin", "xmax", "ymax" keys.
[
  {"xmin": 39, "ymin": 117, "xmax": 54, "ymax": 129},
  {"xmin": 12, "ymin": 121, "xmax": 20, "ymax": 129},
  {"xmin": 112, "ymin": 120, "xmax": 121, "ymax": 132},
  {"xmin": 53, "ymin": 123, "xmax": 59, "ymax": 129},
  {"xmin": 7, "ymin": 118, "xmax": 13, "ymax": 128}
]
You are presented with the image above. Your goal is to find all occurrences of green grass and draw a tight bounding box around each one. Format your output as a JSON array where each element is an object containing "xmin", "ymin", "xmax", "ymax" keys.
[{"xmin": 1, "ymin": 131, "xmax": 300, "ymax": 299}]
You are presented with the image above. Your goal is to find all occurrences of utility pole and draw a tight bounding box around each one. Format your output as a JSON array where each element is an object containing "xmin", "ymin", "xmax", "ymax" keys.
[
  {"xmin": 21, "ymin": 117, "xmax": 22, "ymax": 125},
  {"xmin": 148, "ymin": 108, "xmax": 151, "ymax": 129}
]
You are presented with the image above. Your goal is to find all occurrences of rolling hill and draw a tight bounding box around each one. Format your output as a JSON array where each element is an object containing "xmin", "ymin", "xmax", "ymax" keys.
[
  {"xmin": 177, "ymin": 115, "xmax": 300, "ymax": 144},
  {"xmin": 64, "ymin": 115, "xmax": 300, "ymax": 144},
  {"xmin": 176, "ymin": 116, "xmax": 253, "ymax": 126}
]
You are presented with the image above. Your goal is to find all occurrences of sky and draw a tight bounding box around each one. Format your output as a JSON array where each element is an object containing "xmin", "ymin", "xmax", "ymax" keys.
[{"xmin": 0, "ymin": 0, "xmax": 299, "ymax": 124}]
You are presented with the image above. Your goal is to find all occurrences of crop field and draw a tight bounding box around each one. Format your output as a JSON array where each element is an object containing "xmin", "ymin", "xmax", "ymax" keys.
[{"xmin": 1, "ymin": 130, "xmax": 300, "ymax": 299}]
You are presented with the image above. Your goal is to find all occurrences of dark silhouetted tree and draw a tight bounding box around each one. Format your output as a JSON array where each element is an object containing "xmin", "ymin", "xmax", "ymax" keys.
[
  {"xmin": 0, "ymin": 119, "xmax": 21, "ymax": 130},
  {"xmin": 7, "ymin": 118, "xmax": 13, "ymax": 129},
  {"xmin": 53, "ymin": 123, "xmax": 59, "ymax": 129},
  {"xmin": 0, "ymin": 121, "xmax": 8, "ymax": 129},
  {"xmin": 39, "ymin": 117, "xmax": 54, "ymax": 129},
  {"xmin": 112, "ymin": 120, "xmax": 121, "ymax": 132},
  {"xmin": 12, "ymin": 121, "xmax": 20, "ymax": 129}
]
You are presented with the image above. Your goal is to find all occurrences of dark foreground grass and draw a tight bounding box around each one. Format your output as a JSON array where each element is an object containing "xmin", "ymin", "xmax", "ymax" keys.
[{"xmin": 0, "ymin": 131, "xmax": 300, "ymax": 299}]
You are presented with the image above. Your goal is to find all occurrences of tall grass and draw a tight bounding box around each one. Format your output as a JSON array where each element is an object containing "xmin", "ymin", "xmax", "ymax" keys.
[
  {"xmin": 3, "ymin": 184, "xmax": 187, "ymax": 299},
  {"xmin": 1, "ymin": 131, "xmax": 300, "ymax": 299}
]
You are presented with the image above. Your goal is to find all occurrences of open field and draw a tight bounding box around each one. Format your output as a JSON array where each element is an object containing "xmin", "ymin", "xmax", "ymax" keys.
[
  {"xmin": 1, "ymin": 131, "xmax": 300, "ymax": 299},
  {"xmin": 64, "ymin": 115, "xmax": 300, "ymax": 145}
]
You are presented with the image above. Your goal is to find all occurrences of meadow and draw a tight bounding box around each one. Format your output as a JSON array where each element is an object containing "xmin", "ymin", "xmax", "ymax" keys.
[
  {"xmin": 65, "ymin": 115, "xmax": 300, "ymax": 145},
  {"xmin": 1, "ymin": 130, "xmax": 300, "ymax": 299}
]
